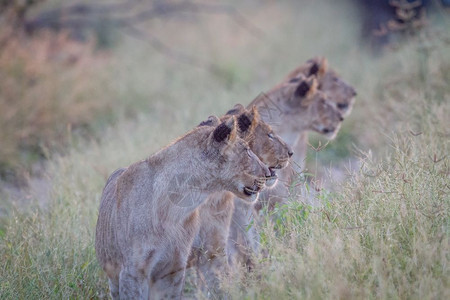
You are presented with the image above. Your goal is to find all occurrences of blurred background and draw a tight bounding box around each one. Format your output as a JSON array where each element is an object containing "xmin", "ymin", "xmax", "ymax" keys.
[
  {"xmin": 0, "ymin": 0, "xmax": 449, "ymax": 212},
  {"xmin": 0, "ymin": 1, "xmax": 449, "ymax": 298},
  {"xmin": 1, "ymin": 0, "xmax": 447, "ymax": 185},
  {"xmin": 0, "ymin": 0, "xmax": 448, "ymax": 195}
]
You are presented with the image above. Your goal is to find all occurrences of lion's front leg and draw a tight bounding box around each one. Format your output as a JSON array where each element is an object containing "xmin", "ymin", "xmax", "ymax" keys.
[
  {"xmin": 119, "ymin": 265, "xmax": 149, "ymax": 300},
  {"xmin": 151, "ymin": 267, "xmax": 186, "ymax": 299},
  {"xmin": 197, "ymin": 247, "xmax": 230, "ymax": 297},
  {"xmin": 108, "ymin": 278, "xmax": 120, "ymax": 300}
]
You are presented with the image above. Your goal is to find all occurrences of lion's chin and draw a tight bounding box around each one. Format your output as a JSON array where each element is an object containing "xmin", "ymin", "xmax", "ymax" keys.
[
  {"xmin": 264, "ymin": 167, "xmax": 281, "ymax": 188},
  {"xmin": 240, "ymin": 184, "xmax": 261, "ymax": 202},
  {"xmin": 241, "ymin": 191, "xmax": 260, "ymax": 203},
  {"xmin": 324, "ymin": 130, "xmax": 338, "ymax": 140},
  {"xmin": 265, "ymin": 176, "xmax": 278, "ymax": 188}
]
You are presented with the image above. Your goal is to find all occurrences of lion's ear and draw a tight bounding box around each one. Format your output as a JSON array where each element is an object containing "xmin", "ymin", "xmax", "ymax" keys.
[
  {"xmin": 294, "ymin": 76, "xmax": 318, "ymax": 99},
  {"xmin": 225, "ymin": 104, "xmax": 245, "ymax": 116},
  {"xmin": 212, "ymin": 116, "xmax": 237, "ymax": 144},
  {"xmin": 308, "ymin": 57, "xmax": 328, "ymax": 78},
  {"xmin": 237, "ymin": 106, "xmax": 259, "ymax": 134},
  {"xmin": 318, "ymin": 57, "xmax": 328, "ymax": 76},
  {"xmin": 249, "ymin": 105, "xmax": 260, "ymax": 132},
  {"xmin": 297, "ymin": 77, "xmax": 318, "ymax": 107},
  {"xmin": 198, "ymin": 115, "xmax": 220, "ymax": 127},
  {"xmin": 250, "ymin": 105, "xmax": 260, "ymax": 123}
]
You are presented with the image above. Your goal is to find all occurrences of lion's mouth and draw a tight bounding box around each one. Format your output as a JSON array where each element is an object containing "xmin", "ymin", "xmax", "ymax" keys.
[
  {"xmin": 265, "ymin": 168, "xmax": 278, "ymax": 181},
  {"xmin": 243, "ymin": 187, "xmax": 258, "ymax": 196},
  {"xmin": 243, "ymin": 186, "xmax": 260, "ymax": 196},
  {"xmin": 243, "ymin": 178, "xmax": 265, "ymax": 196},
  {"xmin": 322, "ymin": 127, "xmax": 335, "ymax": 134},
  {"xmin": 270, "ymin": 159, "xmax": 289, "ymax": 171}
]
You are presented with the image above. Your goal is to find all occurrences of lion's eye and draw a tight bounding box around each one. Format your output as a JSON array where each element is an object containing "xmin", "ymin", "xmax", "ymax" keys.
[{"xmin": 268, "ymin": 133, "xmax": 274, "ymax": 139}]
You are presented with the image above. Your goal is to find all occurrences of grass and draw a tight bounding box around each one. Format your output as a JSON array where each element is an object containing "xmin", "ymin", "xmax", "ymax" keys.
[{"xmin": 0, "ymin": 0, "xmax": 449, "ymax": 299}]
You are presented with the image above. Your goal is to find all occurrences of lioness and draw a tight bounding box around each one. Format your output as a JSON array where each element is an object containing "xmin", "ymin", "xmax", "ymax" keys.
[
  {"xmin": 95, "ymin": 117, "xmax": 271, "ymax": 299},
  {"xmin": 282, "ymin": 57, "xmax": 356, "ymax": 117},
  {"xmin": 279, "ymin": 57, "xmax": 357, "ymax": 167},
  {"xmin": 228, "ymin": 61, "xmax": 356, "ymax": 267},
  {"xmin": 188, "ymin": 105, "xmax": 292, "ymax": 294}
]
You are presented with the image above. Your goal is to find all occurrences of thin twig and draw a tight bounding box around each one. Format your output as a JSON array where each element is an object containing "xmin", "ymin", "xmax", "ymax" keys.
[
  {"xmin": 22, "ymin": 1, "xmax": 264, "ymax": 75},
  {"xmin": 25, "ymin": 1, "xmax": 265, "ymax": 40}
]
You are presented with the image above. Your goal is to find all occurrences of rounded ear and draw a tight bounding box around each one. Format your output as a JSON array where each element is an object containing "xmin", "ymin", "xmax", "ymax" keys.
[
  {"xmin": 198, "ymin": 115, "xmax": 220, "ymax": 127},
  {"xmin": 237, "ymin": 106, "xmax": 259, "ymax": 134},
  {"xmin": 299, "ymin": 77, "xmax": 319, "ymax": 107},
  {"xmin": 318, "ymin": 57, "xmax": 328, "ymax": 76},
  {"xmin": 212, "ymin": 116, "xmax": 237, "ymax": 144},
  {"xmin": 250, "ymin": 105, "xmax": 260, "ymax": 123},
  {"xmin": 308, "ymin": 56, "xmax": 328, "ymax": 78},
  {"xmin": 294, "ymin": 76, "xmax": 318, "ymax": 100},
  {"xmin": 225, "ymin": 103, "xmax": 245, "ymax": 116}
]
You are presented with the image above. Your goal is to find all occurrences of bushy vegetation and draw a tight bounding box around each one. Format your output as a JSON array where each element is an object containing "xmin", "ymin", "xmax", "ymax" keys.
[
  {"xmin": 0, "ymin": 27, "xmax": 113, "ymax": 175},
  {"xmin": 0, "ymin": 1, "xmax": 449, "ymax": 299}
]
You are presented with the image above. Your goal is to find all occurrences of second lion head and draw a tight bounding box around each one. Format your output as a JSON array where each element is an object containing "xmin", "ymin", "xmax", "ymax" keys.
[{"xmin": 206, "ymin": 116, "xmax": 271, "ymax": 202}]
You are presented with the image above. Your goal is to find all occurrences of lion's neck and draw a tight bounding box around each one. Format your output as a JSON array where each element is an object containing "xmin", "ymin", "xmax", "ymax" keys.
[
  {"xmin": 249, "ymin": 91, "xmax": 311, "ymax": 142},
  {"xmin": 147, "ymin": 129, "xmax": 223, "ymax": 214},
  {"xmin": 248, "ymin": 92, "xmax": 285, "ymax": 126}
]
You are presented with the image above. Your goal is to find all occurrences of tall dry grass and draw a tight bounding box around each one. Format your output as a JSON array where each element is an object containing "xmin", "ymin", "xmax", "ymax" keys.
[
  {"xmin": 0, "ymin": 26, "xmax": 111, "ymax": 176},
  {"xmin": 0, "ymin": 1, "xmax": 449, "ymax": 299}
]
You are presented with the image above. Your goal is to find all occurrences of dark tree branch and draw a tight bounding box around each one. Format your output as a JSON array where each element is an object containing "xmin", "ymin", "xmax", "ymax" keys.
[
  {"xmin": 21, "ymin": 1, "xmax": 264, "ymax": 76},
  {"xmin": 123, "ymin": 23, "xmax": 227, "ymax": 76},
  {"xmin": 24, "ymin": 1, "xmax": 265, "ymax": 39}
]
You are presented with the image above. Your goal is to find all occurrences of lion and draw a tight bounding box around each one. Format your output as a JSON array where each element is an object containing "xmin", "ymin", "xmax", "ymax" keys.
[
  {"xmin": 246, "ymin": 72, "xmax": 345, "ymax": 154},
  {"xmin": 281, "ymin": 56, "xmax": 357, "ymax": 117},
  {"xmin": 278, "ymin": 57, "xmax": 357, "ymax": 167},
  {"xmin": 187, "ymin": 105, "xmax": 292, "ymax": 294},
  {"xmin": 228, "ymin": 62, "xmax": 356, "ymax": 268},
  {"xmin": 245, "ymin": 57, "xmax": 356, "ymax": 184},
  {"xmin": 95, "ymin": 116, "xmax": 272, "ymax": 299}
]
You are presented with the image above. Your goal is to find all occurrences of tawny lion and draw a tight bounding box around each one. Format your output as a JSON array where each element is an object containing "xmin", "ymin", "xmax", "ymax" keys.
[
  {"xmin": 95, "ymin": 117, "xmax": 271, "ymax": 299},
  {"xmin": 188, "ymin": 105, "xmax": 292, "ymax": 294},
  {"xmin": 278, "ymin": 57, "xmax": 357, "ymax": 168}
]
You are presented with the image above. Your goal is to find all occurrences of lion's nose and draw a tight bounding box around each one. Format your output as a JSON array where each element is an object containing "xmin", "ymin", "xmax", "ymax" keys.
[{"xmin": 288, "ymin": 150, "xmax": 293, "ymax": 157}]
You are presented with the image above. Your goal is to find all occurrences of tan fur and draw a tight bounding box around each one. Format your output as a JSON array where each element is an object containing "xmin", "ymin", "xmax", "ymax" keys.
[
  {"xmin": 247, "ymin": 75, "xmax": 344, "ymax": 147},
  {"xmin": 278, "ymin": 57, "xmax": 357, "ymax": 179},
  {"xmin": 284, "ymin": 56, "xmax": 328, "ymax": 81},
  {"xmin": 248, "ymin": 105, "xmax": 260, "ymax": 133},
  {"xmin": 189, "ymin": 106, "xmax": 292, "ymax": 295},
  {"xmin": 282, "ymin": 56, "xmax": 357, "ymax": 117},
  {"xmin": 95, "ymin": 117, "xmax": 272, "ymax": 299},
  {"xmin": 299, "ymin": 76, "xmax": 319, "ymax": 106}
]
